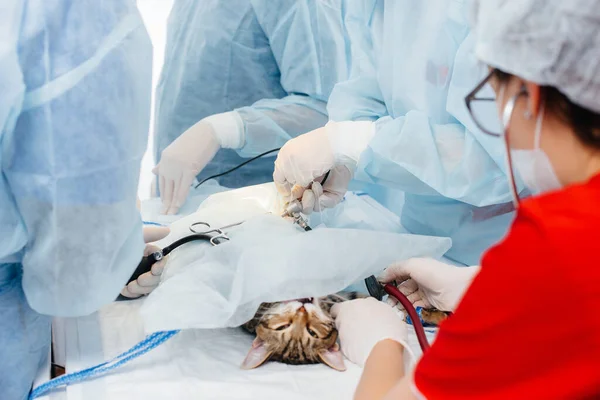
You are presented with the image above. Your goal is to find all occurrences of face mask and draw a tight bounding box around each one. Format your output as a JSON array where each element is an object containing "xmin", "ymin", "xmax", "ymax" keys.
[
  {"xmin": 501, "ymin": 89, "xmax": 562, "ymax": 202},
  {"xmin": 510, "ymin": 105, "xmax": 562, "ymax": 195}
]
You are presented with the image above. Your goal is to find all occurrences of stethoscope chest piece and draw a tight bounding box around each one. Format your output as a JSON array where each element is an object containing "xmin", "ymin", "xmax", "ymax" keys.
[{"xmin": 365, "ymin": 275, "xmax": 385, "ymax": 301}]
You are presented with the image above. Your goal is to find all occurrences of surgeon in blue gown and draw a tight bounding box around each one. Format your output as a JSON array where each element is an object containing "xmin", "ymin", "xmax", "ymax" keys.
[
  {"xmin": 274, "ymin": 0, "xmax": 523, "ymax": 266},
  {"xmin": 0, "ymin": 2, "xmax": 153, "ymax": 399},
  {"xmin": 152, "ymin": 0, "xmax": 349, "ymax": 215}
]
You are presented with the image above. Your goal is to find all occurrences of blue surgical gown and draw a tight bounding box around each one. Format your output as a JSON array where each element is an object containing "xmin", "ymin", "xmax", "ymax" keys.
[
  {"xmin": 0, "ymin": 2, "xmax": 151, "ymax": 398},
  {"xmin": 329, "ymin": 0, "xmax": 520, "ymax": 265},
  {"xmin": 154, "ymin": 0, "xmax": 349, "ymax": 187}
]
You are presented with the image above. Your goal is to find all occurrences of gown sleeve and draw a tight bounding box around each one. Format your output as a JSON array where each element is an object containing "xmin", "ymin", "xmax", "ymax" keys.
[
  {"xmin": 232, "ymin": 0, "xmax": 350, "ymax": 158},
  {"xmin": 328, "ymin": 0, "xmax": 514, "ymax": 206},
  {"xmin": 5, "ymin": 1, "xmax": 152, "ymax": 316}
]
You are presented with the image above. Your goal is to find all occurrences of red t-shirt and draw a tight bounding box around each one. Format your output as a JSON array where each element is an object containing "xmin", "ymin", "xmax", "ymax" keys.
[{"xmin": 413, "ymin": 174, "xmax": 600, "ymax": 399}]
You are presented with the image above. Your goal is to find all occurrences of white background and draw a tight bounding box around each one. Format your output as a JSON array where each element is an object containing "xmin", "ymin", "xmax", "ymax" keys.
[{"xmin": 137, "ymin": 0, "xmax": 175, "ymax": 200}]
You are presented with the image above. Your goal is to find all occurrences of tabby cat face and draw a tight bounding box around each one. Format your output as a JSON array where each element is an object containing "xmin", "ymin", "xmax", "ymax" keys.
[{"xmin": 241, "ymin": 298, "xmax": 345, "ymax": 371}]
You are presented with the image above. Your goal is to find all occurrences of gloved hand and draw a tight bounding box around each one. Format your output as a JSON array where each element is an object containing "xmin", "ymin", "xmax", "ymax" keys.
[
  {"xmin": 379, "ymin": 258, "xmax": 480, "ymax": 312},
  {"xmin": 331, "ymin": 297, "xmax": 409, "ymax": 367},
  {"xmin": 273, "ymin": 121, "xmax": 375, "ymax": 214},
  {"xmin": 295, "ymin": 166, "xmax": 353, "ymax": 214},
  {"xmin": 120, "ymin": 225, "xmax": 171, "ymax": 299},
  {"xmin": 153, "ymin": 121, "xmax": 221, "ymax": 215}
]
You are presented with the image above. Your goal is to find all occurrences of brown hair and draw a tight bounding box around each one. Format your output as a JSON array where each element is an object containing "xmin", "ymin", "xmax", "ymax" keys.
[{"xmin": 493, "ymin": 69, "xmax": 600, "ymax": 148}]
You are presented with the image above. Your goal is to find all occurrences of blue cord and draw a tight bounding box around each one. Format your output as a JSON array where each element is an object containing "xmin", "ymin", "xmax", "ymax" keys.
[
  {"xmin": 29, "ymin": 330, "xmax": 179, "ymax": 399},
  {"xmin": 143, "ymin": 221, "xmax": 164, "ymax": 227}
]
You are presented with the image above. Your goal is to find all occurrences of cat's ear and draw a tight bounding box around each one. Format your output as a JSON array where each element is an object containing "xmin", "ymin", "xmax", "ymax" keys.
[
  {"xmin": 241, "ymin": 338, "xmax": 273, "ymax": 370},
  {"xmin": 318, "ymin": 342, "xmax": 346, "ymax": 371}
]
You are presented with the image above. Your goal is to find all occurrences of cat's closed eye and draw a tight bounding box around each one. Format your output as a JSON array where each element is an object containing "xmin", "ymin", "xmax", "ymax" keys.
[
  {"xmin": 306, "ymin": 327, "xmax": 319, "ymax": 338},
  {"xmin": 274, "ymin": 323, "xmax": 291, "ymax": 331}
]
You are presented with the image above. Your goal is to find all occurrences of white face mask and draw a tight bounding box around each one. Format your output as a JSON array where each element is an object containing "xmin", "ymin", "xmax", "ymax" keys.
[
  {"xmin": 510, "ymin": 105, "xmax": 562, "ymax": 195},
  {"xmin": 501, "ymin": 90, "xmax": 562, "ymax": 201}
]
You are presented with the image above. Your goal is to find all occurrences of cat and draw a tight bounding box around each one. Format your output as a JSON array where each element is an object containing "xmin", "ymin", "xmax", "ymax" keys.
[
  {"xmin": 240, "ymin": 293, "xmax": 364, "ymax": 371},
  {"xmin": 419, "ymin": 308, "xmax": 450, "ymax": 326}
]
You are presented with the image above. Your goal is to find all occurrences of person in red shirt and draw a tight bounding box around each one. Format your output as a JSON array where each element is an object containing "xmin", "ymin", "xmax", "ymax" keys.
[{"xmin": 331, "ymin": 1, "xmax": 600, "ymax": 399}]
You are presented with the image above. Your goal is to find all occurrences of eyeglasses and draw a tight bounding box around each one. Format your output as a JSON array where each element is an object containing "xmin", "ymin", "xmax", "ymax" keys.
[{"xmin": 464, "ymin": 70, "xmax": 504, "ymax": 137}]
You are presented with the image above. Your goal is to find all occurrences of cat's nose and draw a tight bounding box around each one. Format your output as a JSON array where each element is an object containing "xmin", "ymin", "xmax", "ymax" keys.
[{"xmin": 298, "ymin": 305, "xmax": 306, "ymax": 313}]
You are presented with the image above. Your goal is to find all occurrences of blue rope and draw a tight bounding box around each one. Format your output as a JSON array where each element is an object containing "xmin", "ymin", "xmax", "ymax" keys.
[
  {"xmin": 29, "ymin": 330, "xmax": 179, "ymax": 399},
  {"xmin": 143, "ymin": 221, "xmax": 164, "ymax": 226}
]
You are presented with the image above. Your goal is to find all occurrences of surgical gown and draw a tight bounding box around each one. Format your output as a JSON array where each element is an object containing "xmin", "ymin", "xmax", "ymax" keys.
[
  {"xmin": 328, "ymin": 0, "xmax": 520, "ymax": 265},
  {"xmin": 154, "ymin": 0, "xmax": 349, "ymax": 188},
  {"xmin": 0, "ymin": 2, "xmax": 151, "ymax": 399}
]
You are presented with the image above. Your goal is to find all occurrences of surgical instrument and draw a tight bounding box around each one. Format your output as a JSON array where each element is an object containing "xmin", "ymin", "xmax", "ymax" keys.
[
  {"xmin": 281, "ymin": 200, "xmax": 313, "ymax": 231},
  {"xmin": 280, "ymin": 171, "xmax": 331, "ymax": 231},
  {"xmin": 189, "ymin": 220, "xmax": 247, "ymax": 243}
]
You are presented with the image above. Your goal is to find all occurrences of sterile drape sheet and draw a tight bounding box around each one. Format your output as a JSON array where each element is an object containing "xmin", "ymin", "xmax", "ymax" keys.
[{"xmin": 139, "ymin": 184, "xmax": 451, "ymax": 333}]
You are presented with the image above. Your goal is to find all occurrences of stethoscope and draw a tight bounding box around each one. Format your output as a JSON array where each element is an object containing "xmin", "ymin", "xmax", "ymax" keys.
[{"xmin": 365, "ymin": 275, "xmax": 446, "ymax": 352}]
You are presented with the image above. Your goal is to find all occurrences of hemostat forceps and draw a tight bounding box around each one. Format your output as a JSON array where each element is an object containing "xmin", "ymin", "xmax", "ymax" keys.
[{"xmin": 188, "ymin": 220, "xmax": 246, "ymax": 245}]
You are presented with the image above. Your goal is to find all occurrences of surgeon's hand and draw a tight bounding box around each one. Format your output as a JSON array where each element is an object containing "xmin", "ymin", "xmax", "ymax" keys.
[
  {"xmin": 331, "ymin": 298, "xmax": 409, "ymax": 367},
  {"xmin": 120, "ymin": 225, "xmax": 171, "ymax": 299},
  {"xmin": 153, "ymin": 121, "xmax": 221, "ymax": 215},
  {"xmin": 294, "ymin": 165, "xmax": 353, "ymax": 214},
  {"xmin": 380, "ymin": 258, "xmax": 480, "ymax": 312},
  {"xmin": 273, "ymin": 121, "xmax": 374, "ymax": 214}
]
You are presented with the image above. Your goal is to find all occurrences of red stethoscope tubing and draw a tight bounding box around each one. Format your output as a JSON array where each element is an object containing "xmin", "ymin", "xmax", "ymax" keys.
[{"xmin": 383, "ymin": 283, "xmax": 431, "ymax": 352}]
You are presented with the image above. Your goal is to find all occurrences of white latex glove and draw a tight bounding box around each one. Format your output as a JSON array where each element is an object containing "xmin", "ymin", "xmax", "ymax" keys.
[
  {"xmin": 296, "ymin": 166, "xmax": 353, "ymax": 214},
  {"xmin": 152, "ymin": 121, "xmax": 220, "ymax": 215},
  {"xmin": 331, "ymin": 297, "xmax": 410, "ymax": 367},
  {"xmin": 379, "ymin": 258, "xmax": 481, "ymax": 312},
  {"xmin": 152, "ymin": 112, "xmax": 245, "ymax": 215},
  {"xmin": 120, "ymin": 225, "xmax": 171, "ymax": 299},
  {"xmin": 273, "ymin": 121, "xmax": 375, "ymax": 214}
]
